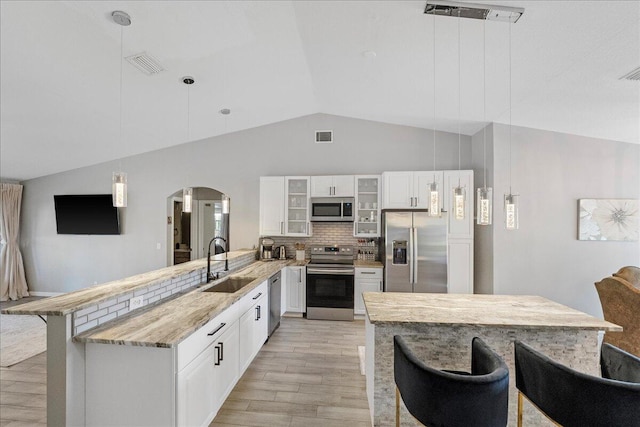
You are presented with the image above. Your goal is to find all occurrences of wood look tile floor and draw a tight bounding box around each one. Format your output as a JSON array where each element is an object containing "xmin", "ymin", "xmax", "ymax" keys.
[
  {"xmin": 0, "ymin": 316, "xmax": 368, "ymax": 427},
  {"xmin": 211, "ymin": 317, "xmax": 370, "ymax": 426}
]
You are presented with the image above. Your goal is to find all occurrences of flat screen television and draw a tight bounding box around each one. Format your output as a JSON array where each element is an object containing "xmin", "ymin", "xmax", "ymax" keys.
[{"xmin": 54, "ymin": 194, "xmax": 120, "ymax": 235}]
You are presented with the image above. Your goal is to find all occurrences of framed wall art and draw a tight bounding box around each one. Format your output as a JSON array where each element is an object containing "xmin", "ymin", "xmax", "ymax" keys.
[{"xmin": 578, "ymin": 199, "xmax": 639, "ymax": 241}]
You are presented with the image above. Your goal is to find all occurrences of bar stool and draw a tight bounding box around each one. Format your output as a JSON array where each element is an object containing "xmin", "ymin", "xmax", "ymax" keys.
[
  {"xmin": 393, "ymin": 335, "xmax": 509, "ymax": 427},
  {"xmin": 514, "ymin": 340, "xmax": 640, "ymax": 427},
  {"xmin": 600, "ymin": 342, "xmax": 640, "ymax": 383}
]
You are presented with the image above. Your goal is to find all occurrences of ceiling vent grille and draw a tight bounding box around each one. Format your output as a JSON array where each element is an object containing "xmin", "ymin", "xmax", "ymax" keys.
[
  {"xmin": 620, "ymin": 66, "xmax": 640, "ymax": 81},
  {"xmin": 315, "ymin": 130, "xmax": 333, "ymax": 144},
  {"xmin": 126, "ymin": 52, "xmax": 165, "ymax": 75},
  {"xmin": 425, "ymin": 1, "xmax": 524, "ymax": 23}
]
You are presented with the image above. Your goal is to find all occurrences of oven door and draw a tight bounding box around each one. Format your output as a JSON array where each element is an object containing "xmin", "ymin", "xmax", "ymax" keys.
[{"xmin": 306, "ymin": 268, "xmax": 355, "ymax": 320}]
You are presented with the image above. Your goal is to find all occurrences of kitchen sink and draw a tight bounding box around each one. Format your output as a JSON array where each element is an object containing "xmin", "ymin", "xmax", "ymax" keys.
[{"xmin": 201, "ymin": 277, "xmax": 257, "ymax": 293}]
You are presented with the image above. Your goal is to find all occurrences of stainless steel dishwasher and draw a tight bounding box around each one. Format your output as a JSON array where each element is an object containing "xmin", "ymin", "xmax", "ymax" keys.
[{"xmin": 268, "ymin": 271, "xmax": 281, "ymax": 337}]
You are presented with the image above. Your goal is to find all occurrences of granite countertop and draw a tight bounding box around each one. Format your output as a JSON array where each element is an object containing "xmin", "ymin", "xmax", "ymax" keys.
[
  {"xmin": 1, "ymin": 250, "xmax": 255, "ymax": 316},
  {"xmin": 354, "ymin": 260, "xmax": 383, "ymax": 268},
  {"xmin": 74, "ymin": 260, "xmax": 295, "ymax": 348},
  {"xmin": 363, "ymin": 292, "xmax": 621, "ymax": 331}
]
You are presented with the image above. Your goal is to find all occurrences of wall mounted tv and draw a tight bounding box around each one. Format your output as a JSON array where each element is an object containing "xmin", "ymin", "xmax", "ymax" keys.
[{"xmin": 54, "ymin": 194, "xmax": 120, "ymax": 235}]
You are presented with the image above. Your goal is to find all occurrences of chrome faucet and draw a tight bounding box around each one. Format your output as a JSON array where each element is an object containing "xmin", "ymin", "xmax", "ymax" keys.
[{"xmin": 207, "ymin": 236, "xmax": 228, "ymax": 283}]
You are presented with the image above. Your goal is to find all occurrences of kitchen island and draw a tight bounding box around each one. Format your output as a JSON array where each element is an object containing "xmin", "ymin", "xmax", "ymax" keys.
[
  {"xmin": 363, "ymin": 292, "xmax": 621, "ymax": 426},
  {"xmin": 1, "ymin": 250, "xmax": 294, "ymax": 426}
]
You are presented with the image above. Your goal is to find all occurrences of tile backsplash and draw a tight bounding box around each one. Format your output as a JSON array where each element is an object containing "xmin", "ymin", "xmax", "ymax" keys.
[{"xmin": 262, "ymin": 223, "xmax": 379, "ymax": 260}]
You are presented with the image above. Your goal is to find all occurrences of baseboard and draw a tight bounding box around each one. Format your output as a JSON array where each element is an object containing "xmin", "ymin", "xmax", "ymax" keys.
[{"xmin": 29, "ymin": 291, "xmax": 62, "ymax": 297}]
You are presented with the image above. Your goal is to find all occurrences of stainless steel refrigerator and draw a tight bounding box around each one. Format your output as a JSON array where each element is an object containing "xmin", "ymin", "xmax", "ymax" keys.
[{"xmin": 381, "ymin": 211, "xmax": 448, "ymax": 293}]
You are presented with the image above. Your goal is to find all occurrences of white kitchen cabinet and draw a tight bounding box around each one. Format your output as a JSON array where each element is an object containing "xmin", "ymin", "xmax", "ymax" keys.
[
  {"xmin": 447, "ymin": 240, "xmax": 473, "ymax": 294},
  {"xmin": 354, "ymin": 175, "xmax": 381, "ymax": 237},
  {"xmin": 211, "ymin": 321, "xmax": 240, "ymax": 408},
  {"xmin": 285, "ymin": 266, "xmax": 306, "ymax": 313},
  {"xmin": 259, "ymin": 176, "xmax": 285, "ymax": 236},
  {"xmin": 443, "ymin": 170, "xmax": 474, "ymax": 239},
  {"xmin": 284, "ymin": 176, "xmax": 311, "ymax": 236},
  {"xmin": 259, "ymin": 176, "xmax": 311, "ymax": 237},
  {"xmin": 355, "ymin": 267, "xmax": 383, "ymax": 315},
  {"xmin": 382, "ymin": 171, "xmax": 443, "ymax": 211},
  {"xmin": 239, "ymin": 291, "xmax": 268, "ymax": 373},
  {"xmin": 310, "ymin": 175, "xmax": 354, "ymax": 197}
]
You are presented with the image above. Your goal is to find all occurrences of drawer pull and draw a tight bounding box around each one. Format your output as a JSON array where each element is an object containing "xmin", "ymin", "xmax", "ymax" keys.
[
  {"xmin": 361, "ymin": 272, "xmax": 376, "ymax": 275},
  {"xmin": 252, "ymin": 292, "xmax": 262, "ymax": 300},
  {"xmin": 208, "ymin": 322, "xmax": 226, "ymax": 336},
  {"xmin": 256, "ymin": 305, "xmax": 261, "ymax": 321},
  {"xmin": 215, "ymin": 345, "xmax": 221, "ymax": 365},
  {"xmin": 218, "ymin": 341, "xmax": 224, "ymax": 361}
]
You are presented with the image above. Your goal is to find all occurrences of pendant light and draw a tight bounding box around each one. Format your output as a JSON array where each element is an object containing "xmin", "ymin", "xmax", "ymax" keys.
[
  {"xmin": 453, "ymin": 10, "xmax": 466, "ymax": 220},
  {"xmin": 504, "ymin": 20, "xmax": 519, "ymax": 230},
  {"xmin": 429, "ymin": 11, "xmax": 441, "ymax": 218},
  {"xmin": 182, "ymin": 76, "xmax": 195, "ymax": 213},
  {"xmin": 111, "ymin": 11, "xmax": 130, "ymax": 208},
  {"xmin": 477, "ymin": 19, "xmax": 493, "ymax": 225}
]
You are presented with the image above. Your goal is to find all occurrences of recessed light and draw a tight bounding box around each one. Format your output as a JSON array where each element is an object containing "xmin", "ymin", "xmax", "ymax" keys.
[
  {"xmin": 362, "ymin": 50, "xmax": 377, "ymax": 59},
  {"xmin": 219, "ymin": 108, "xmax": 231, "ymax": 115},
  {"xmin": 182, "ymin": 76, "xmax": 195, "ymax": 85},
  {"xmin": 112, "ymin": 11, "xmax": 131, "ymax": 26}
]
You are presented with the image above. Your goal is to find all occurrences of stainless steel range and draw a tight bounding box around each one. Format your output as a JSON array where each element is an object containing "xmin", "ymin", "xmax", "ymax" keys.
[{"xmin": 306, "ymin": 245, "xmax": 354, "ymax": 321}]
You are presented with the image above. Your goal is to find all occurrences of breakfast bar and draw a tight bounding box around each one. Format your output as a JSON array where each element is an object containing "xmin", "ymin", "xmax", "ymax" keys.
[{"xmin": 363, "ymin": 292, "xmax": 621, "ymax": 426}]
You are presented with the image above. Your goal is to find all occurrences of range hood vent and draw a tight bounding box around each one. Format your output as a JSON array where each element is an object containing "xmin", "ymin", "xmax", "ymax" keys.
[
  {"xmin": 425, "ymin": 1, "xmax": 524, "ymax": 23},
  {"xmin": 126, "ymin": 52, "xmax": 165, "ymax": 75},
  {"xmin": 620, "ymin": 66, "xmax": 640, "ymax": 81},
  {"xmin": 315, "ymin": 130, "xmax": 333, "ymax": 143}
]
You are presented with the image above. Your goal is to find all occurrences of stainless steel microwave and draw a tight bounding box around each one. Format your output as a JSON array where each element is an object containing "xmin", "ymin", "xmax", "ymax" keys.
[{"xmin": 310, "ymin": 197, "xmax": 354, "ymax": 222}]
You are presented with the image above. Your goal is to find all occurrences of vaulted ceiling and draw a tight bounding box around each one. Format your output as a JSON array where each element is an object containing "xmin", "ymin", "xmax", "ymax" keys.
[{"xmin": 1, "ymin": 1, "xmax": 638, "ymax": 181}]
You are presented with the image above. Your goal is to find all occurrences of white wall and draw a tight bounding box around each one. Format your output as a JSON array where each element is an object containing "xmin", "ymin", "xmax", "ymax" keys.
[
  {"xmin": 20, "ymin": 113, "xmax": 471, "ymax": 293},
  {"xmin": 484, "ymin": 123, "xmax": 640, "ymax": 317}
]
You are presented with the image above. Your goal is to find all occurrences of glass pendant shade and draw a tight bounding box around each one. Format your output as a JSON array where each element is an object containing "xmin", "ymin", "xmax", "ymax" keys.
[
  {"xmin": 428, "ymin": 181, "xmax": 440, "ymax": 217},
  {"xmin": 504, "ymin": 193, "xmax": 519, "ymax": 230},
  {"xmin": 112, "ymin": 172, "xmax": 127, "ymax": 207},
  {"xmin": 476, "ymin": 187, "xmax": 493, "ymax": 225},
  {"xmin": 453, "ymin": 186, "xmax": 466, "ymax": 220},
  {"xmin": 221, "ymin": 194, "xmax": 230, "ymax": 214},
  {"xmin": 183, "ymin": 187, "xmax": 193, "ymax": 213}
]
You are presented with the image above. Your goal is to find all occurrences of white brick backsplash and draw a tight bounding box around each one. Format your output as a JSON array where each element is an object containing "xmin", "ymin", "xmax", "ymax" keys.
[
  {"xmin": 87, "ymin": 308, "xmax": 109, "ymax": 321},
  {"xmin": 117, "ymin": 293, "xmax": 134, "ymax": 303},
  {"xmin": 98, "ymin": 298, "xmax": 118, "ymax": 311},
  {"xmin": 148, "ymin": 295, "xmax": 160, "ymax": 304},
  {"xmin": 75, "ymin": 319, "xmax": 97, "ymax": 335},
  {"xmin": 109, "ymin": 302, "xmax": 126, "ymax": 313},
  {"xmin": 134, "ymin": 287, "xmax": 149, "ymax": 297},
  {"xmin": 98, "ymin": 312, "xmax": 117, "ymax": 325},
  {"xmin": 75, "ymin": 315, "xmax": 87, "ymax": 326},
  {"xmin": 75, "ymin": 305, "xmax": 98, "ymax": 318}
]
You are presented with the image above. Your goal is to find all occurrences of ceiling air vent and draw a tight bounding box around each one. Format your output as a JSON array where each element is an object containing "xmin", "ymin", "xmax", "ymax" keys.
[
  {"xmin": 620, "ymin": 66, "xmax": 640, "ymax": 81},
  {"xmin": 126, "ymin": 52, "xmax": 165, "ymax": 75},
  {"xmin": 315, "ymin": 130, "xmax": 333, "ymax": 144},
  {"xmin": 425, "ymin": 1, "xmax": 524, "ymax": 23}
]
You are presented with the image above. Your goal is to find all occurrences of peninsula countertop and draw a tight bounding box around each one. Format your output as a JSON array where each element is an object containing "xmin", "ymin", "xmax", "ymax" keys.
[
  {"xmin": 363, "ymin": 292, "xmax": 621, "ymax": 331},
  {"xmin": 1, "ymin": 250, "xmax": 255, "ymax": 316},
  {"xmin": 74, "ymin": 260, "xmax": 294, "ymax": 348}
]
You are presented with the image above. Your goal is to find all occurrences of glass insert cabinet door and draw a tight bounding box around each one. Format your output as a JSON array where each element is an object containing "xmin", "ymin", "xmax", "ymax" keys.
[
  {"xmin": 354, "ymin": 175, "xmax": 381, "ymax": 237},
  {"xmin": 285, "ymin": 176, "xmax": 311, "ymax": 236}
]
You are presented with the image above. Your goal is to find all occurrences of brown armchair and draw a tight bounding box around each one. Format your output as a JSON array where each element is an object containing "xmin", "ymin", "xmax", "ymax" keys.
[{"xmin": 595, "ymin": 266, "xmax": 640, "ymax": 357}]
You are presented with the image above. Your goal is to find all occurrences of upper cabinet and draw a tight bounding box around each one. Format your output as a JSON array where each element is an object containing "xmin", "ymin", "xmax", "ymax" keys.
[
  {"xmin": 259, "ymin": 176, "xmax": 285, "ymax": 236},
  {"xmin": 259, "ymin": 176, "xmax": 311, "ymax": 237},
  {"xmin": 382, "ymin": 171, "xmax": 443, "ymax": 211},
  {"xmin": 285, "ymin": 177, "xmax": 312, "ymax": 236},
  {"xmin": 443, "ymin": 170, "xmax": 474, "ymax": 239},
  {"xmin": 354, "ymin": 175, "xmax": 381, "ymax": 237},
  {"xmin": 310, "ymin": 175, "xmax": 354, "ymax": 198}
]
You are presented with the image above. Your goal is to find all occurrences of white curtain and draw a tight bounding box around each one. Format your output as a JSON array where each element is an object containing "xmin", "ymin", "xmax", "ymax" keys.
[{"xmin": 1, "ymin": 183, "xmax": 29, "ymax": 301}]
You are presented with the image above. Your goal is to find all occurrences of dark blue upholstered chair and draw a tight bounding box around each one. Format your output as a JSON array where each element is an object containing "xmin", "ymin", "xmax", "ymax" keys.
[
  {"xmin": 514, "ymin": 340, "xmax": 640, "ymax": 427},
  {"xmin": 393, "ymin": 335, "xmax": 509, "ymax": 427},
  {"xmin": 601, "ymin": 342, "xmax": 640, "ymax": 383}
]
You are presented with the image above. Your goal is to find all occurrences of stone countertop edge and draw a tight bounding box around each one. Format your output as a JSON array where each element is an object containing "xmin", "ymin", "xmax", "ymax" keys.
[
  {"xmin": 73, "ymin": 259, "xmax": 296, "ymax": 348},
  {"xmin": 354, "ymin": 260, "xmax": 383, "ymax": 268},
  {"xmin": 0, "ymin": 250, "xmax": 256, "ymax": 316},
  {"xmin": 362, "ymin": 292, "xmax": 621, "ymax": 332}
]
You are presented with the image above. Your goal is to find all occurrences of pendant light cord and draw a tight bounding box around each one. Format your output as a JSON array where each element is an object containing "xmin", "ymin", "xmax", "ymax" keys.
[
  {"xmin": 457, "ymin": 10, "xmax": 461, "ymax": 174},
  {"xmin": 432, "ymin": 12, "xmax": 436, "ymax": 173},
  {"xmin": 482, "ymin": 19, "xmax": 487, "ymax": 190},
  {"xmin": 508, "ymin": 21, "xmax": 513, "ymax": 195},
  {"xmin": 118, "ymin": 24, "xmax": 124, "ymax": 172}
]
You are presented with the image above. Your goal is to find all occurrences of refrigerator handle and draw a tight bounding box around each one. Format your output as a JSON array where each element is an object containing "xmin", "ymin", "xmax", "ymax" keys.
[
  {"xmin": 409, "ymin": 227, "xmax": 414, "ymax": 284},
  {"xmin": 413, "ymin": 226, "xmax": 418, "ymax": 285}
]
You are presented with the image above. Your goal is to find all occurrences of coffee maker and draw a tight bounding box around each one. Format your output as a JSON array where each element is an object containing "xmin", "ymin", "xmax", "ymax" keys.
[{"xmin": 260, "ymin": 238, "xmax": 275, "ymax": 261}]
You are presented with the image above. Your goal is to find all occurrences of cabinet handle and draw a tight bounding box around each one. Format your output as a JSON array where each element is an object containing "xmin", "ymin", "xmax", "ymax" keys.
[
  {"xmin": 256, "ymin": 305, "xmax": 261, "ymax": 321},
  {"xmin": 218, "ymin": 341, "xmax": 224, "ymax": 361},
  {"xmin": 379, "ymin": 280, "xmax": 382, "ymax": 291},
  {"xmin": 415, "ymin": 197, "xmax": 419, "ymax": 207},
  {"xmin": 252, "ymin": 292, "xmax": 262, "ymax": 300},
  {"xmin": 215, "ymin": 345, "xmax": 221, "ymax": 365},
  {"xmin": 298, "ymin": 270, "xmax": 302, "ymax": 284},
  {"xmin": 208, "ymin": 322, "xmax": 226, "ymax": 336},
  {"xmin": 280, "ymin": 222, "xmax": 284, "ymax": 234},
  {"xmin": 361, "ymin": 271, "xmax": 376, "ymax": 275}
]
